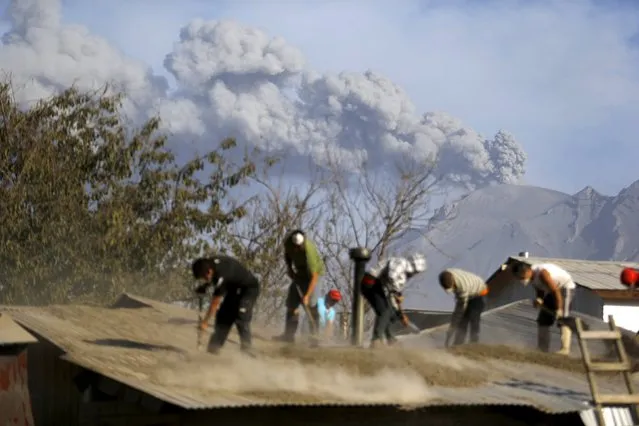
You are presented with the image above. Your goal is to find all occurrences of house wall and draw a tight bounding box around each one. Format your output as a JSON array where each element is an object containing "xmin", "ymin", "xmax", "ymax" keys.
[
  {"xmin": 485, "ymin": 279, "xmax": 531, "ymax": 311},
  {"xmin": 25, "ymin": 337, "xmax": 83, "ymax": 426},
  {"xmin": 25, "ymin": 340, "xmax": 182, "ymax": 426},
  {"xmin": 603, "ymin": 303, "xmax": 639, "ymax": 332},
  {"xmin": 77, "ymin": 399, "xmax": 180, "ymax": 426},
  {"xmin": 180, "ymin": 405, "xmax": 585, "ymax": 426},
  {"xmin": 572, "ymin": 286, "xmax": 604, "ymax": 319},
  {"xmin": 0, "ymin": 346, "xmax": 35, "ymax": 426}
]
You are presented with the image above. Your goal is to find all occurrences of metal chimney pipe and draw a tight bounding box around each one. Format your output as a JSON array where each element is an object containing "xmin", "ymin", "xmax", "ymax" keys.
[{"xmin": 349, "ymin": 247, "xmax": 371, "ymax": 347}]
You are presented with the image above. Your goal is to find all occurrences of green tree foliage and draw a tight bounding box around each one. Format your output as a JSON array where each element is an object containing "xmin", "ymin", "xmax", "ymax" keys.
[{"xmin": 0, "ymin": 83, "xmax": 262, "ymax": 305}]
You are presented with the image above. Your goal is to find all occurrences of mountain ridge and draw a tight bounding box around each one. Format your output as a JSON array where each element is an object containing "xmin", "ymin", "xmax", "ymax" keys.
[{"xmin": 402, "ymin": 179, "xmax": 639, "ymax": 310}]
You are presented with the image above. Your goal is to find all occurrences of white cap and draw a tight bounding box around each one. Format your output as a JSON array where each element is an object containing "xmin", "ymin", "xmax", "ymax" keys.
[
  {"xmin": 410, "ymin": 253, "xmax": 427, "ymax": 273},
  {"xmin": 291, "ymin": 232, "xmax": 304, "ymax": 246}
]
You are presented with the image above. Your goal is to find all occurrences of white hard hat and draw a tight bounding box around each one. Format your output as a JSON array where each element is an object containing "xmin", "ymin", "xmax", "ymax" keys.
[
  {"xmin": 410, "ymin": 253, "xmax": 427, "ymax": 273},
  {"xmin": 291, "ymin": 232, "xmax": 304, "ymax": 246}
]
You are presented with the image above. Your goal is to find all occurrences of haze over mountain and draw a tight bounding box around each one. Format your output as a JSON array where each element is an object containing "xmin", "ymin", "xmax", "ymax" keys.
[{"xmin": 401, "ymin": 179, "xmax": 639, "ymax": 311}]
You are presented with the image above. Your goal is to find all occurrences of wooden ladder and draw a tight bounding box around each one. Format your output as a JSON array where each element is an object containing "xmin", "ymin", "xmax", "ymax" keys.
[{"xmin": 575, "ymin": 315, "xmax": 639, "ymax": 426}]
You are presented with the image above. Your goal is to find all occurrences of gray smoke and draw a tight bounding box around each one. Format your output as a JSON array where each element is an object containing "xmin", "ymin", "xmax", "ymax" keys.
[{"xmin": 0, "ymin": 0, "xmax": 527, "ymax": 188}]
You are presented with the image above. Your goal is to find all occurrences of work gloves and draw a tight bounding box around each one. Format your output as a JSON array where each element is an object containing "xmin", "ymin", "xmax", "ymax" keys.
[{"xmin": 533, "ymin": 297, "xmax": 565, "ymax": 319}]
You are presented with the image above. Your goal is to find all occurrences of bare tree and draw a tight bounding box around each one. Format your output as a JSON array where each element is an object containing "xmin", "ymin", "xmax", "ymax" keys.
[
  {"xmin": 315, "ymin": 151, "xmax": 457, "ymax": 333},
  {"xmin": 227, "ymin": 158, "xmax": 327, "ymax": 326}
]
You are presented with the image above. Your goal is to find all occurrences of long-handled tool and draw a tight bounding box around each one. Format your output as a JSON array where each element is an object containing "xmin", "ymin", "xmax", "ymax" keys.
[
  {"xmin": 536, "ymin": 299, "xmax": 590, "ymax": 333},
  {"xmin": 394, "ymin": 307, "xmax": 420, "ymax": 334},
  {"xmin": 405, "ymin": 319, "xmax": 421, "ymax": 334},
  {"xmin": 196, "ymin": 295, "xmax": 205, "ymax": 350},
  {"xmin": 295, "ymin": 283, "xmax": 317, "ymax": 333}
]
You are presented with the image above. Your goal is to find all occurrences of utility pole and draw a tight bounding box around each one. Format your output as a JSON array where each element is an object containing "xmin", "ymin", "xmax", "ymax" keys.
[{"xmin": 349, "ymin": 247, "xmax": 371, "ymax": 346}]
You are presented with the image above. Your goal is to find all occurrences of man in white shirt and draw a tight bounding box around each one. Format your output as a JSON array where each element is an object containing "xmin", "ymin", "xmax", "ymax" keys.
[
  {"xmin": 511, "ymin": 262, "xmax": 576, "ymax": 355},
  {"xmin": 361, "ymin": 253, "xmax": 427, "ymax": 348}
]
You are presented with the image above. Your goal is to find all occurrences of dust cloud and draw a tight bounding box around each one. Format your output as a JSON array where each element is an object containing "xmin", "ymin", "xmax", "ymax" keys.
[{"xmin": 151, "ymin": 344, "xmax": 490, "ymax": 405}]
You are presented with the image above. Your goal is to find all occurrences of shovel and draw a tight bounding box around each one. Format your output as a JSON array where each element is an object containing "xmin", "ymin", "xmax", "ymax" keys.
[
  {"xmin": 405, "ymin": 320, "xmax": 421, "ymax": 334},
  {"xmin": 295, "ymin": 283, "xmax": 318, "ymax": 333},
  {"xmin": 196, "ymin": 295, "xmax": 205, "ymax": 350},
  {"xmin": 395, "ymin": 309, "xmax": 420, "ymax": 334},
  {"xmin": 536, "ymin": 300, "xmax": 590, "ymax": 333}
]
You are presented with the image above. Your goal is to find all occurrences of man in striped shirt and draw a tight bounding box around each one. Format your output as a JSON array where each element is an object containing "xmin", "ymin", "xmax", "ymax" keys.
[
  {"xmin": 362, "ymin": 253, "xmax": 427, "ymax": 348},
  {"xmin": 439, "ymin": 268, "xmax": 489, "ymax": 347}
]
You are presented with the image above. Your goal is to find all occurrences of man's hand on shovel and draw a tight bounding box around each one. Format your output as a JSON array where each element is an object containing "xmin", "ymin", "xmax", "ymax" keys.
[
  {"xmin": 400, "ymin": 312, "xmax": 409, "ymax": 327},
  {"xmin": 533, "ymin": 297, "xmax": 579, "ymax": 331}
]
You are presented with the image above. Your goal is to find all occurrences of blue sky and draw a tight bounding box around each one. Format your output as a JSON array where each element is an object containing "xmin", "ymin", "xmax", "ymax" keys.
[{"xmin": 3, "ymin": 0, "xmax": 639, "ymax": 195}]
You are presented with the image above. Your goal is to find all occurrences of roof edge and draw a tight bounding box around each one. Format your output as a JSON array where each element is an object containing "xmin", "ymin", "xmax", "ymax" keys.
[
  {"xmin": 110, "ymin": 293, "xmax": 154, "ymax": 310},
  {"xmin": 511, "ymin": 256, "xmax": 639, "ymax": 267},
  {"xmin": 0, "ymin": 312, "xmax": 38, "ymax": 345},
  {"xmin": 408, "ymin": 299, "xmax": 532, "ymax": 336}
]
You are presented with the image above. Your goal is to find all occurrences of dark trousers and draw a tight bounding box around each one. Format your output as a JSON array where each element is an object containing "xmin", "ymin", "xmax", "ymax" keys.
[
  {"xmin": 208, "ymin": 284, "xmax": 260, "ymax": 353},
  {"xmin": 282, "ymin": 279, "xmax": 320, "ymax": 342},
  {"xmin": 453, "ymin": 296, "xmax": 484, "ymax": 346},
  {"xmin": 536, "ymin": 288, "xmax": 574, "ymax": 327},
  {"xmin": 361, "ymin": 279, "xmax": 396, "ymax": 343}
]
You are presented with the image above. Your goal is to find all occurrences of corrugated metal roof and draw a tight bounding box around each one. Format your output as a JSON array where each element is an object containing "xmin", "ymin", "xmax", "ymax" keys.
[
  {"xmin": 0, "ymin": 312, "xmax": 37, "ymax": 345},
  {"xmin": 0, "ymin": 295, "xmax": 632, "ymax": 414},
  {"xmin": 509, "ymin": 256, "xmax": 639, "ymax": 291},
  {"xmin": 397, "ymin": 300, "xmax": 636, "ymax": 413},
  {"xmin": 401, "ymin": 299, "xmax": 632, "ymax": 358},
  {"xmin": 391, "ymin": 310, "xmax": 452, "ymax": 336}
]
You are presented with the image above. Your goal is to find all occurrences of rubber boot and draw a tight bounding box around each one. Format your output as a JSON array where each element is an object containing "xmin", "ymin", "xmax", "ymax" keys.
[
  {"xmin": 556, "ymin": 325, "xmax": 572, "ymax": 355},
  {"xmin": 537, "ymin": 326, "xmax": 551, "ymax": 352}
]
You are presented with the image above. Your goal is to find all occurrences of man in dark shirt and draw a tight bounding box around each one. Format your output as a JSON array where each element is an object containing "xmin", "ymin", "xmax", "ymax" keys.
[{"xmin": 192, "ymin": 256, "xmax": 261, "ymax": 354}]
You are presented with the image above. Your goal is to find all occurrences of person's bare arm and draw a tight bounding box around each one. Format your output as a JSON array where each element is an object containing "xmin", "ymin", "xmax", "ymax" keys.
[
  {"xmin": 539, "ymin": 269, "xmax": 563, "ymax": 313},
  {"xmin": 201, "ymin": 295, "xmax": 223, "ymax": 327},
  {"xmin": 305, "ymin": 272, "xmax": 319, "ymax": 304}
]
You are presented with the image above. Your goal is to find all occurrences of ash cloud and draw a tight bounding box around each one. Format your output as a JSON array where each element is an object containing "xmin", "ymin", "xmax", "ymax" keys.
[{"xmin": 0, "ymin": 0, "xmax": 527, "ymax": 189}]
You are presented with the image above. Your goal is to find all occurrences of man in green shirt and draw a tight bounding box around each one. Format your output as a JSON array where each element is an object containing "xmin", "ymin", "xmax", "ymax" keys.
[{"xmin": 274, "ymin": 229, "xmax": 325, "ymax": 343}]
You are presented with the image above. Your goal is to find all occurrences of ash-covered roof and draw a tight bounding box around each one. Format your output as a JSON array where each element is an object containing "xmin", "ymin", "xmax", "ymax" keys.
[
  {"xmin": 401, "ymin": 299, "xmax": 634, "ymax": 357},
  {"xmin": 0, "ymin": 294, "xmax": 631, "ymax": 414},
  {"xmin": 0, "ymin": 312, "xmax": 37, "ymax": 346}
]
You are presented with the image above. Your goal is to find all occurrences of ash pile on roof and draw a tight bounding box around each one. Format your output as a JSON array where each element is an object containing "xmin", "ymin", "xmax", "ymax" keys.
[
  {"xmin": 449, "ymin": 343, "xmax": 585, "ymax": 373},
  {"xmin": 151, "ymin": 344, "xmax": 492, "ymax": 405}
]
